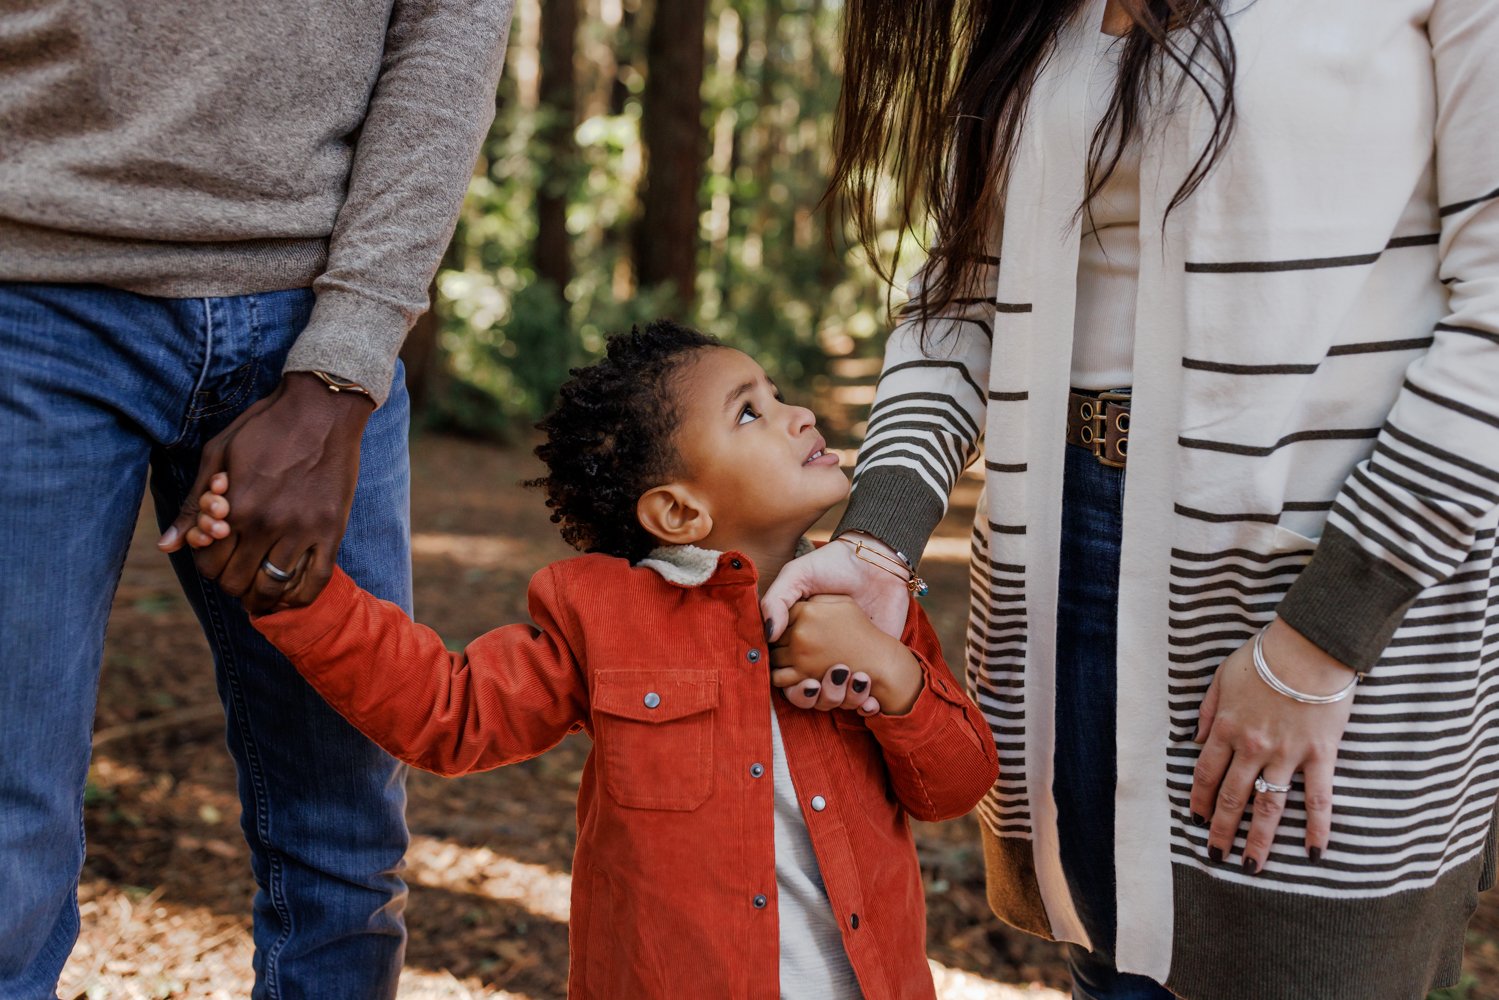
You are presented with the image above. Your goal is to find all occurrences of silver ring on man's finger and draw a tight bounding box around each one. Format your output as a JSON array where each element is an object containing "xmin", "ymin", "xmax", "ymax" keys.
[
  {"xmin": 1254, "ymin": 775, "xmax": 1294, "ymax": 795},
  {"xmin": 260, "ymin": 559, "xmax": 296, "ymax": 583}
]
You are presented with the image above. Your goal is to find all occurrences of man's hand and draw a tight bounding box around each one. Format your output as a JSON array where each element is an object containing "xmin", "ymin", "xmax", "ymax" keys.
[
  {"xmin": 157, "ymin": 372, "xmax": 373, "ymax": 615},
  {"xmin": 770, "ymin": 594, "xmax": 923, "ymax": 716}
]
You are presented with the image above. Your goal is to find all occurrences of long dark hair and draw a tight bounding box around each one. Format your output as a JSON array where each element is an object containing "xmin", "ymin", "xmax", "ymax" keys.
[{"xmin": 826, "ymin": 0, "xmax": 1238, "ymax": 321}]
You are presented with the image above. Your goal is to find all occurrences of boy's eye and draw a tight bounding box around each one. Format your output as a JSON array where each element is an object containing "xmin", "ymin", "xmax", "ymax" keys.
[{"xmin": 737, "ymin": 403, "xmax": 760, "ymax": 425}]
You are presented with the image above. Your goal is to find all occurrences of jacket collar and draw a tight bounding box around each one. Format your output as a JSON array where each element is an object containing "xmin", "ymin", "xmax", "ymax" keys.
[{"xmin": 636, "ymin": 537, "xmax": 814, "ymax": 587}]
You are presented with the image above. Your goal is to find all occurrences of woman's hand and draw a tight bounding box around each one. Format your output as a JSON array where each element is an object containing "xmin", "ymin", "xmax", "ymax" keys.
[
  {"xmin": 760, "ymin": 532, "xmax": 911, "ymax": 642},
  {"xmin": 1190, "ymin": 616, "xmax": 1357, "ymax": 873}
]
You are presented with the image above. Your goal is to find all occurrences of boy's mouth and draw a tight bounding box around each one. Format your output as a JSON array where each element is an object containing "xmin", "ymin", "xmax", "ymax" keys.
[{"xmin": 803, "ymin": 437, "xmax": 838, "ymax": 466}]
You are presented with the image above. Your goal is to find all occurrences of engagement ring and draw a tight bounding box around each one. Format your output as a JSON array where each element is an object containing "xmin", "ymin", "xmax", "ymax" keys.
[{"xmin": 1254, "ymin": 775, "xmax": 1293, "ymax": 795}]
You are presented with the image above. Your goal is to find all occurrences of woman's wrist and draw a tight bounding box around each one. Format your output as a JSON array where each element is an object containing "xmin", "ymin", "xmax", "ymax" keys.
[
  {"xmin": 835, "ymin": 529, "xmax": 904, "ymax": 564},
  {"xmin": 834, "ymin": 531, "xmax": 928, "ymax": 598},
  {"xmin": 1263, "ymin": 616, "xmax": 1359, "ymax": 697}
]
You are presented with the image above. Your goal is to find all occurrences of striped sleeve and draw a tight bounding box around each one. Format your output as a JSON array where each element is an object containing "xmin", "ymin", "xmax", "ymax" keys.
[
  {"xmin": 835, "ymin": 258, "xmax": 996, "ymax": 563},
  {"xmin": 1278, "ymin": 0, "xmax": 1499, "ymax": 672}
]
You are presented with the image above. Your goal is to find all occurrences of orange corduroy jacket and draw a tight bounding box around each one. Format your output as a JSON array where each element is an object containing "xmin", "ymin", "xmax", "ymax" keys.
[{"xmin": 252, "ymin": 546, "xmax": 999, "ymax": 999}]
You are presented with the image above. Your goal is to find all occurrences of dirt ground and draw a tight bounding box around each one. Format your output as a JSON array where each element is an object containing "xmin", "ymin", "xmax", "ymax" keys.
[{"xmin": 63, "ymin": 432, "xmax": 1499, "ymax": 999}]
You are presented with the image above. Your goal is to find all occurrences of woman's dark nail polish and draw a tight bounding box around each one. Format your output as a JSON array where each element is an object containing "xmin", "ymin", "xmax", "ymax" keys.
[
  {"xmin": 1190, "ymin": 812, "xmax": 1207, "ymax": 827},
  {"xmin": 830, "ymin": 667, "xmax": 849, "ymax": 686},
  {"xmin": 1309, "ymin": 847, "xmax": 1323, "ymax": 864},
  {"xmin": 1208, "ymin": 846, "xmax": 1223, "ymax": 864},
  {"xmin": 851, "ymin": 678, "xmax": 869, "ymax": 693},
  {"xmin": 803, "ymin": 684, "xmax": 818, "ymax": 697},
  {"xmin": 764, "ymin": 619, "xmax": 773, "ymax": 641},
  {"xmin": 1243, "ymin": 857, "xmax": 1259, "ymax": 875}
]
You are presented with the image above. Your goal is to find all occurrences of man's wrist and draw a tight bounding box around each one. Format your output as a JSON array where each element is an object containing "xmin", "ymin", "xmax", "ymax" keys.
[{"xmin": 283, "ymin": 371, "xmax": 377, "ymax": 417}]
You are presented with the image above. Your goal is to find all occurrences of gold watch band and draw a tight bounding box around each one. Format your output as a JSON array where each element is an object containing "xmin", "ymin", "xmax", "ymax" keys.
[{"xmin": 310, "ymin": 370, "xmax": 373, "ymax": 399}]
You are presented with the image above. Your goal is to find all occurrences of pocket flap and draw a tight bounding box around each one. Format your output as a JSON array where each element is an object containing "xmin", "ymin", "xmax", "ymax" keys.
[{"xmin": 593, "ymin": 670, "xmax": 719, "ymax": 723}]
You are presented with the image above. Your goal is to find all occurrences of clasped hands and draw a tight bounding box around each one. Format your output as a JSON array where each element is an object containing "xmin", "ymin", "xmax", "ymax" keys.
[
  {"xmin": 763, "ymin": 533, "xmax": 924, "ymax": 719},
  {"xmin": 769, "ymin": 594, "xmax": 924, "ymax": 718},
  {"xmin": 156, "ymin": 372, "xmax": 372, "ymax": 616}
]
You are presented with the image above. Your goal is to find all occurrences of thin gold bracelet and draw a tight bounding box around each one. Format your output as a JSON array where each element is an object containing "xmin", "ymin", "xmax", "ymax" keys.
[{"xmin": 835, "ymin": 537, "xmax": 929, "ymax": 597}]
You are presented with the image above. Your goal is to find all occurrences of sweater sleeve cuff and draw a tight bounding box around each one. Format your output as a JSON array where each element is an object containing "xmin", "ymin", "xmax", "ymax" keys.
[
  {"xmin": 1276, "ymin": 524, "xmax": 1424, "ymax": 673},
  {"xmin": 251, "ymin": 566, "xmax": 365, "ymax": 659},
  {"xmin": 283, "ymin": 287, "xmax": 412, "ymax": 407},
  {"xmin": 865, "ymin": 662, "xmax": 945, "ymax": 751},
  {"xmin": 834, "ymin": 466, "xmax": 947, "ymax": 568},
  {"xmin": 865, "ymin": 599, "xmax": 970, "ymax": 750}
]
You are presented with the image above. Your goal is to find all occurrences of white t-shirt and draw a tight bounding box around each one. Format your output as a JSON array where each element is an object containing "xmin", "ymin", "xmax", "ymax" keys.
[{"xmin": 1069, "ymin": 32, "xmax": 1141, "ymax": 390}]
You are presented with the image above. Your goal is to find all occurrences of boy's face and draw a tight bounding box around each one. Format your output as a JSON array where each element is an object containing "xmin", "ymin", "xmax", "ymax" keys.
[{"xmin": 667, "ymin": 347, "xmax": 850, "ymax": 541}]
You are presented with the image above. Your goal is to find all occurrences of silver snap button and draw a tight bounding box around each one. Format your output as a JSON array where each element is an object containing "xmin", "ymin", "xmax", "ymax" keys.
[
  {"xmin": 643, "ymin": 691, "xmax": 661, "ymax": 709},
  {"xmin": 810, "ymin": 795, "xmax": 827, "ymax": 812},
  {"xmin": 752, "ymin": 894, "xmax": 768, "ymax": 909},
  {"xmin": 749, "ymin": 763, "xmax": 765, "ymax": 778},
  {"xmin": 746, "ymin": 648, "xmax": 761, "ymax": 663}
]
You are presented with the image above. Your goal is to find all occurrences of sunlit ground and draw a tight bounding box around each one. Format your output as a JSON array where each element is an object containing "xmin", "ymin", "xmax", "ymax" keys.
[{"xmin": 59, "ymin": 434, "xmax": 1068, "ymax": 999}]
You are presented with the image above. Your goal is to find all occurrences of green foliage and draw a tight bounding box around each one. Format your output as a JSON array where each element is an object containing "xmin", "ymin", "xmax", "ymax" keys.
[
  {"xmin": 429, "ymin": 278, "xmax": 571, "ymax": 440},
  {"xmin": 1427, "ymin": 974, "xmax": 1479, "ymax": 1000},
  {"xmin": 428, "ymin": 0, "xmax": 914, "ymax": 438}
]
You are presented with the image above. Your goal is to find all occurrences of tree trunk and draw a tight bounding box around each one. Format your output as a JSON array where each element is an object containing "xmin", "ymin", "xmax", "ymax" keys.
[
  {"xmin": 536, "ymin": 0, "xmax": 579, "ymax": 296},
  {"xmin": 609, "ymin": 0, "xmax": 641, "ymax": 117},
  {"xmin": 633, "ymin": 0, "xmax": 706, "ymax": 312}
]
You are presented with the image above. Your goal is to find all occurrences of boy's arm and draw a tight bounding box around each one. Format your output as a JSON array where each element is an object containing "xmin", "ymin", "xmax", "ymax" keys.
[
  {"xmin": 253, "ymin": 564, "xmax": 588, "ymax": 777},
  {"xmin": 864, "ymin": 600, "xmax": 999, "ymax": 822}
]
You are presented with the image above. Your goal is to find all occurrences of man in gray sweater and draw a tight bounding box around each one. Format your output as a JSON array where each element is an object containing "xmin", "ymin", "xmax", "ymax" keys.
[{"xmin": 0, "ymin": 2, "xmax": 513, "ymax": 996}]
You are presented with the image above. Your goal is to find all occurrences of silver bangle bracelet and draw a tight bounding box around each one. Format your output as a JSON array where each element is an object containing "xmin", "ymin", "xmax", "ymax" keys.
[{"xmin": 1251, "ymin": 624, "xmax": 1360, "ymax": 705}]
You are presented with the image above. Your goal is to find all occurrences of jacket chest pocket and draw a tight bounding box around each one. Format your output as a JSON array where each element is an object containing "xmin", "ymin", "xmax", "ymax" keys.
[{"xmin": 592, "ymin": 670, "xmax": 719, "ymax": 811}]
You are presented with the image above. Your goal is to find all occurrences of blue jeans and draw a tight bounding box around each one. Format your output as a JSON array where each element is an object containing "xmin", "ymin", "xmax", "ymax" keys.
[
  {"xmin": 1053, "ymin": 443, "xmax": 1176, "ymax": 1000},
  {"xmin": 0, "ymin": 283, "xmax": 412, "ymax": 1000}
]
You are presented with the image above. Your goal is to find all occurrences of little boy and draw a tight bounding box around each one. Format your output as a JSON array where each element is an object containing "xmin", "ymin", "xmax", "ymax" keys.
[{"xmin": 191, "ymin": 321, "xmax": 997, "ymax": 999}]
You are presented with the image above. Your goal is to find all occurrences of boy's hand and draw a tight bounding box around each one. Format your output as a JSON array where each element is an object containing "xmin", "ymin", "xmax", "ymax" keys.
[
  {"xmin": 778, "ymin": 662, "xmax": 883, "ymax": 717},
  {"xmin": 769, "ymin": 594, "xmax": 923, "ymax": 716},
  {"xmin": 185, "ymin": 473, "xmax": 232, "ymax": 550}
]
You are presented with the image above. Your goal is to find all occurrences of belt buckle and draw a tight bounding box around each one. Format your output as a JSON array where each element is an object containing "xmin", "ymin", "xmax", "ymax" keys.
[{"xmin": 1079, "ymin": 389, "xmax": 1130, "ymax": 468}]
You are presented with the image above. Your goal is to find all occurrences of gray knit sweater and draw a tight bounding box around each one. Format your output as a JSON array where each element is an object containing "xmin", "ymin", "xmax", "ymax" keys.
[{"xmin": 0, "ymin": 0, "xmax": 514, "ymax": 405}]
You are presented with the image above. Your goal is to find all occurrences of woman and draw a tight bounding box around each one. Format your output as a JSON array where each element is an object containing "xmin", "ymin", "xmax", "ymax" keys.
[{"xmin": 762, "ymin": 1, "xmax": 1499, "ymax": 997}]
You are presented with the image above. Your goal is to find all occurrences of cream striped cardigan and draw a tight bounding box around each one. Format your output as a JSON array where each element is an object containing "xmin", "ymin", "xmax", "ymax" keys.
[{"xmin": 836, "ymin": 1, "xmax": 1499, "ymax": 997}]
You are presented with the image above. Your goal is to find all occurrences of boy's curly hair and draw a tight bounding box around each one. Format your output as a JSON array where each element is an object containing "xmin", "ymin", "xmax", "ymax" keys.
[{"xmin": 532, "ymin": 320, "xmax": 720, "ymax": 562}]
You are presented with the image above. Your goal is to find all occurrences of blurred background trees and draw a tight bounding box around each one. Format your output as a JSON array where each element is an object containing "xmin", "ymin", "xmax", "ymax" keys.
[{"xmin": 412, "ymin": 0, "xmax": 910, "ymax": 439}]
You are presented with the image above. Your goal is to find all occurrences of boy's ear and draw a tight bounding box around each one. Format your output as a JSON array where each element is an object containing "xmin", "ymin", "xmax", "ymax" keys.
[{"xmin": 636, "ymin": 483, "xmax": 713, "ymax": 547}]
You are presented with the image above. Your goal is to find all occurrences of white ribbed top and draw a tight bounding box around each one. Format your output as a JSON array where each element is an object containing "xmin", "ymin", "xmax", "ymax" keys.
[
  {"xmin": 770, "ymin": 708, "xmax": 861, "ymax": 998},
  {"xmin": 1070, "ymin": 33, "xmax": 1141, "ymax": 390}
]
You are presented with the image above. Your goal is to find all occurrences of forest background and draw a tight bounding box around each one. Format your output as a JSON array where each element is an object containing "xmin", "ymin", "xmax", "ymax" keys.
[
  {"xmin": 407, "ymin": 0, "xmax": 895, "ymax": 439},
  {"xmin": 64, "ymin": 0, "xmax": 1498, "ymax": 996}
]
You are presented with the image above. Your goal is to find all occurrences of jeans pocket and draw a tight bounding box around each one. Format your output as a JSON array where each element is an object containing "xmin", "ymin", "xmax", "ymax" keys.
[{"xmin": 592, "ymin": 670, "xmax": 718, "ymax": 811}]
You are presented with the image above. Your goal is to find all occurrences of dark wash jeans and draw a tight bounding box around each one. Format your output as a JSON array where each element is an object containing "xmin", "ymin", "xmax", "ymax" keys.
[
  {"xmin": 1054, "ymin": 443, "xmax": 1177, "ymax": 1000},
  {"xmin": 0, "ymin": 283, "xmax": 412, "ymax": 1000}
]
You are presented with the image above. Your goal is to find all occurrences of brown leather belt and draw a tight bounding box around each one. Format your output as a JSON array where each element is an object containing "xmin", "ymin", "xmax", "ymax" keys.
[{"xmin": 1065, "ymin": 389, "xmax": 1130, "ymax": 468}]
